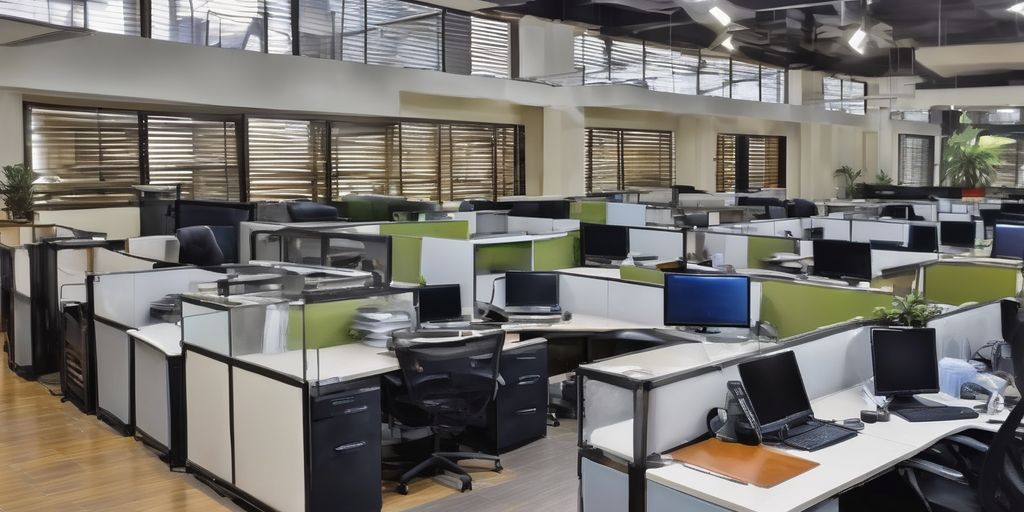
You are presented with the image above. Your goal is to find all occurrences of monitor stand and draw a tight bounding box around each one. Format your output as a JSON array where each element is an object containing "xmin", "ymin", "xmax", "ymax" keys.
[{"xmin": 886, "ymin": 394, "xmax": 943, "ymax": 412}]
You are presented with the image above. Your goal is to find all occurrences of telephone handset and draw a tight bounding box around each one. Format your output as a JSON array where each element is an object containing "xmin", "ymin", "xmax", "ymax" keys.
[
  {"xmin": 727, "ymin": 380, "xmax": 763, "ymax": 445},
  {"xmin": 475, "ymin": 301, "xmax": 509, "ymax": 323}
]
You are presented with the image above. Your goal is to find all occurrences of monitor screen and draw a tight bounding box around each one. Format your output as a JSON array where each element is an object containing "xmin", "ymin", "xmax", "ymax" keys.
[
  {"xmin": 418, "ymin": 284, "xmax": 462, "ymax": 323},
  {"xmin": 940, "ymin": 221, "xmax": 976, "ymax": 247},
  {"xmin": 581, "ymin": 223, "xmax": 630, "ymax": 260},
  {"xmin": 992, "ymin": 223, "xmax": 1024, "ymax": 260},
  {"xmin": 663, "ymin": 274, "xmax": 750, "ymax": 328},
  {"xmin": 870, "ymin": 328, "xmax": 939, "ymax": 397},
  {"xmin": 738, "ymin": 351, "xmax": 813, "ymax": 431},
  {"xmin": 1000, "ymin": 203, "xmax": 1024, "ymax": 215},
  {"xmin": 505, "ymin": 272, "xmax": 559, "ymax": 307},
  {"xmin": 811, "ymin": 240, "xmax": 872, "ymax": 280},
  {"xmin": 907, "ymin": 225, "xmax": 938, "ymax": 253}
]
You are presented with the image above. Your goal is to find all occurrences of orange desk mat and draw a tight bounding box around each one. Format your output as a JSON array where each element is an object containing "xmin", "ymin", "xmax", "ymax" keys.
[{"xmin": 668, "ymin": 438, "xmax": 819, "ymax": 488}]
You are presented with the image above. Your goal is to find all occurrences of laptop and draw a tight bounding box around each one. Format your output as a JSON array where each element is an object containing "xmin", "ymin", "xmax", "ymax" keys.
[
  {"xmin": 738, "ymin": 351, "xmax": 857, "ymax": 451},
  {"xmin": 418, "ymin": 284, "xmax": 470, "ymax": 327},
  {"xmin": 503, "ymin": 272, "xmax": 562, "ymax": 316}
]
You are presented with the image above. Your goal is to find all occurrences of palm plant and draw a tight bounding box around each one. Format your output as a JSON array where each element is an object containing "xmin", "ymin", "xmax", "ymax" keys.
[
  {"xmin": 0, "ymin": 164, "xmax": 34, "ymax": 221},
  {"xmin": 942, "ymin": 114, "xmax": 1014, "ymax": 189},
  {"xmin": 833, "ymin": 165, "xmax": 863, "ymax": 198},
  {"xmin": 873, "ymin": 292, "xmax": 941, "ymax": 327},
  {"xmin": 875, "ymin": 169, "xmax": 894, "ymax": 185}
]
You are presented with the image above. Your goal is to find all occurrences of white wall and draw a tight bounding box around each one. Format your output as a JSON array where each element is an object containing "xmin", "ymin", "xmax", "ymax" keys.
[
  {"xmin": 0, "ymin": 90, "xmax": 21, "ymax": 168},
  {"xmin": 35, "ymin": 207, "xmax": 140, "ymax": 239}
]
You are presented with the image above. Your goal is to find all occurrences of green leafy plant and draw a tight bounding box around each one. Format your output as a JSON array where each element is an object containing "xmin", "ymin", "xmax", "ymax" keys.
[
  {"xmin": 941, "ymin": 114, "xmax": 1014, "ymax": 188},
  {"xmin": 873, "ymin": 292, "xmax": 941, "ymax": 327},
  {"xmin": 833, "ymin": 165, "xmax": 863, "ymax": 198},
  {"xmin": 0, "ymin": 163, "xmax": 34, "ymax": 221},
  {"xmin": 876, "ymin": 169, "xmax": 894, "ymax": 185}
]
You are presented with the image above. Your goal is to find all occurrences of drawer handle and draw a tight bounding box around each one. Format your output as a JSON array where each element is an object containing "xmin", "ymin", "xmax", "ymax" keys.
[
  {"xmin": 515, "ymin": 356, "xmax": 538, "ymax": 361},
  {"xmin": 343, "ymin": 405, "xmax": 369, "ymax": 415},
  {"xmin": 518, "ymin": 375, "xmax": 541, "ymax": 385},
  {"xmin": 331, "ymin": 397, "xmax": 355, "ymax": 407},
  {"xmin": 334, "ymin": 441, "xmax": 366, "ymax": 452},
  {"xmin": 515, "ymin": 407, "xmax": 538, "ymax": 416}
]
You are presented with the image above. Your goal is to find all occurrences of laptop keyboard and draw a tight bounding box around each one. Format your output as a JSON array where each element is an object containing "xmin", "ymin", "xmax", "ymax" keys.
[{"xmin": 784, "ymin": 423, "xmax": 856, "ymax": 451}]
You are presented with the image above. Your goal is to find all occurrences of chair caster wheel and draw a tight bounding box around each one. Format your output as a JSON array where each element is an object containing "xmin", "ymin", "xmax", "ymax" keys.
[
  {"xmin": 460, "ymin": 481, "xmax": 472, "ymax": 492},
  {"xmin": 494, "ymin": 462, "xmax": 503, "ymax": 472},
  {"xmin": 397, "ymin": 483, "xmax": 409, "ymax": 495}
]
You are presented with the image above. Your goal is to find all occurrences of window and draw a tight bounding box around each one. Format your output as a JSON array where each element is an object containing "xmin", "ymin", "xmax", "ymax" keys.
[
  {"xmin": 990, "ymin": 134, "xmax": 1023, "ymax": 188},
  {"xmin": 151, "ymin": 0, "xmax": 291, "ymax": 53},
  {"xmin": 730, "ymin": 59, "xmax": 760, "ymax": 101},
  {"xmin": 643, "ymin": 44, "xmax": 699, "ymax": 95},
  {"xmin": 146, "ymin": 115, "xmax": 241, "ymax": 200},
  {"xmin": 897, "ymin": 134, "xmax": 935, "ymax": 186},
  {"xmin": 28, "ymin": 106, "xmax": 141, "ymax": 207},
  {"xmin": 608, "ymin": 39, "xmax": 644, "ymax": 84},
  {"xmin": 716, "ymin": 134, "xmax": 785, "ymax": 193},
  {"xmin": 443, "ymin": 13, "xmax": 512, "ymax": 78},
  {"xmin": 330, "ymin": 121, "xmax": 400, "ymax": 196},
  {"xmin": 823, "ymin": 77, "xmax": 866, "ymax": 115},
  {"xmin": 698, "ymin": 54, "xmax": 730, "ymax": 98},
  {"xmin": 1, "ymin": 0, "xmax": 141, "ymax": 35},
  {"xmin": 247, "ymin": 118, "xmax": 328, "ymax": 201},
  {"xmin": 584, "ymin": 128, "xmax": 674, "ymax": 193},
  {"xmin": 574, "ymin": 32, "xmax": 610, "ymax": 84}
]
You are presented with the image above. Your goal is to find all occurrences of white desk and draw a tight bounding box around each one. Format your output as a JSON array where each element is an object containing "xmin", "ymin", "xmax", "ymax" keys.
[
  {"xmin": 646, "ymin": 386, "xmax": 1005, "ymax": 512},
  {"xmin": 582, "ymin": 338, "xmax": 760, "ymax": 381}
]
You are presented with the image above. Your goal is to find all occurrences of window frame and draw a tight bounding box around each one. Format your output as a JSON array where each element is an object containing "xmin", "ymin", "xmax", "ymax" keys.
[
  {"xmin": 897, "ymin": 134, "xmax": 936, "ymax": 186},
  {"xmin": 584, "ymin": 127, "xmax": 675, "ymax": 193},
  {"xmin": 715, "ymin": 133, "xmax": 786, "ymax": 193}
]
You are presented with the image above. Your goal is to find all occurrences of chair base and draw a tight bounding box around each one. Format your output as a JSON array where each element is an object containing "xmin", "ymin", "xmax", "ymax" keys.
[{"xmin": 395, "ymin": 451, "xmax": 502, "ymax": 495}]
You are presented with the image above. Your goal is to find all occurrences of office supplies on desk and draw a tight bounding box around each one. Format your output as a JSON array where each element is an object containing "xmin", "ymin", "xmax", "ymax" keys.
[
  {"xmin": 739, "ymin": 351, "xmax": 857, "ymax": 451},
  {"xmin": 668, "ymin": 438, "xmax": 819, "ymax": 488}
]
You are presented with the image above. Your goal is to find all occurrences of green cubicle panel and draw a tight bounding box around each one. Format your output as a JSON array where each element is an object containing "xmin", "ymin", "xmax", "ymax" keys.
[
  {"xmin": 534, "ymin": 231, "xmax": 580, "ymax": 271},
  {"xmin": 285, "ymin": 299, "xmax": 369, "ymax": 349},
  {"xmin": 747, "ymin": 237, "xmax": 799, "ymax": 270},
  {"xmin": 570, "ymin": 201, "xmax": 606, "ymax": 224},
  {"xmin": 760, "ymin": 280, "xmax": 892, "ymax": 339},
  {"xmin": 619, "ymin": 265, "xmax": 664, "ymax": 285},
  {"xmin": 391, "ymin": 236, "xmax": 422, "ymax": 284},
  {"xmin": 475, "ymin": 242, "xmax": 533, "ymax": 273},
  {"xmin": 379, "ymin": 220, "xmax": 469, "ymax": 240},
  {"xmin": 923, "ymin": 263, "xmax": 1019, "ymax": 306}
]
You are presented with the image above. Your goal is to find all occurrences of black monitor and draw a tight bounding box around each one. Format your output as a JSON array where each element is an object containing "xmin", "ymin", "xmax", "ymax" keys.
[
  {"xmin": 418, "ymin": 284, "xmax": 463, "ymax": 323},
  {"xmin": 811, "ymin": 239, "xmax": 872, "ymax": 281},
  {"xmin": 992, "ymin": 223, "xmax": 1024, "ymax": 260},
  {"xmin": 907, "ymin": 225, "xmax": 939, "ymax": 253},
  {"xmin": 581, "ymin": 223, "xmax": 630, "ymax": 261},
  {"xmin": 869, "ymin": 240, "xmax": 905, "ymax": 251},
  {"xmin": 1000, "ymin": 203, "xmax": 1024, "ymax": 215},
  {"xmin": 505, "ymin": 272, "xmax": 559, "ymax": 308},
  {"xmin": 939, "ymin": 221, "xmax": 976, "ymax": 248},
  {"xmin": 738, "ymin": 351, "xmax": 812, "ymax": 433},
  {"xmin": 663, "ymin": 274, "xmax": 750, "ymax": 331},
  {"xmin": 870, "ymin": 328, "xmax": 939, "ymax": 404}
]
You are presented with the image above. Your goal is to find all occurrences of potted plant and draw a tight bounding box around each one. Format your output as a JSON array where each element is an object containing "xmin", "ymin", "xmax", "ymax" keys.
[
  {"xmin": 833, "ymin": 165, "xmax": 862, "ymax": 199},
  {"xmin": 0, "ymin": 163, "xmax": 34, "ymax": 222},
  {"xmin": 941, "ymin": 114, "xmax": 1014, "ymax": 199},
  {"xmin": 875, "ymin": 169, "xmax": 893, "ymax": 185},
  {"xmin": 872, "ymin": 292, "xmax": 941, "ymax": 327}
]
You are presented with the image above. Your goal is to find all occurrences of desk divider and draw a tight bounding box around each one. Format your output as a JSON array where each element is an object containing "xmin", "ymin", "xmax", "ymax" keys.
[
  {"xmin": 923, "ymin": 262, "xmax": 1020, "ymax": 306},
  {"xmin": 475, "ymin": 242, "xmax": 533, "ymax": 273},
  {"xmin": 378, "ymin": 220, "xmax": 469, "ymax": 240},
  {"xmin": 747, "ymin": 237, "xmax": 799, "ymax": 269},
  {"xmin": 390, "ymin": 236, "xmax": 423, "ymax": 284},
  {"xmin": 620, "ymin": 265, "xmax": 663, "ymax": 285},
  {"xmin": 759, "ymin": 280, "xmax": 892, "ymax": 339},
  {"xmin": 533, "ymin": 231, "xmax": 580, "ymax": 271},
  {"xmin": 571, "ymin": 201, "xmax": 608, "ymax": 224}
]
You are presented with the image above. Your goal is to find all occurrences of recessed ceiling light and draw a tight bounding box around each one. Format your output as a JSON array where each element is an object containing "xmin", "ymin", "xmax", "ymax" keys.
[
  {"xmin": 997, "ymin": 108, "xmax": 1017, "ymax": 114},
  {"xmin": 847, "ymin": 27, "xmax": 867, "ymax": 54},
  {"xmin": 709, "ymin": 6, "xmax": 731, "ymax": 26},
  {"xmin": 1009, "ymin": 2, "xmax": 1024, "ymax": 14}
]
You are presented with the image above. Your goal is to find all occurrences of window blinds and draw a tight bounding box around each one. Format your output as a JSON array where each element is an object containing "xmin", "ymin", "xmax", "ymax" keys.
[
  {"xmin": 1, "ymin": 0, "xmax": 141, "ymax": 35},
  {"xmin": 330, "ymin": 121, "xmax": 400, "ymax": 196},
  {"xmin": 29, "ymin": 106, "xmax": 141, "ymax": 207},
  {"xmin": 747, "ymin": 135, "xmax": 782, "ymax": 189},
  {"xmin": 698, "ymin": 54, "xmax": 731, "ymax": 97},
  {"xmin": 716, "ymin": 134, "xmax": 738, "ymax": 193},
  {"xmin": 716, "ymin": 134, "xmax": 783, "ymax": 192},
  {"xmin": 897, "ymin": 134, "xmax": 934, "ymax": 186},
  {"xmin": 146, "ymin": 115, "xmax": 241, "ymax": 200},
  {"xmin": 823, "ymin": 77, "xmax": 866, "ymax": 115},
  {"xmin": 247, "ymin": 118, "xmax": 327, "ymax": 201},
  {"xmin": 584, "ymin": 128, "xmax": 674, "ymax": 192},
  {"xmin": 990, "ymin": 135, "xmax": 1021, "ymax": 188}
]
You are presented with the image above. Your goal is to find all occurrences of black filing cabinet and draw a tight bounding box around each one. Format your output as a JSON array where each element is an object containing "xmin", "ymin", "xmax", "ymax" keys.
[
  {"xmin": 469, "ymin": 343, "xmax": 548, "ymax": 454},
  {"xmin": 309, "ymin": 379, "xmax": 382, "ymax": 512}
]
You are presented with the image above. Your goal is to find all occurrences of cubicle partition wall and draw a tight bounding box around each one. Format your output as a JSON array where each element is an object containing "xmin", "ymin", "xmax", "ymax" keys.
[
  {"xmin": 921, "ymin": 260, "xmax": 1022, "ymax": 306},
  {"xmin": 701, "ymin": 231, "xmax": 799, "ymax": 271},
  {"xmin": 176, "ymin": 200, "xmax": 256, "ymax": 263}
]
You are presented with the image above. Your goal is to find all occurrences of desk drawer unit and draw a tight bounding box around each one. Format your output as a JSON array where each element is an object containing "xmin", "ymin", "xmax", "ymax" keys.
[
  {"xmin": 469, "ymin": 343, "xmax": 548, "ymax": 454},
  {"xmin": 309, "ymin": 382, "xmax": 382, "ymax": 512}
]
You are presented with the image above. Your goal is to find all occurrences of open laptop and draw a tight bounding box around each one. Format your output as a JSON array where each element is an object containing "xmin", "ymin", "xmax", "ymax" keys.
[
  {"xmin": 738, "ymin": 351, "xmax": 857, "ymax": 451},
  {"xmin": 418, "ymin": 284, "xmax": 470, "ymax": 328},
  {"xmin": 504, "ymin": 271, "xmax": 561, "ymax": 316}
]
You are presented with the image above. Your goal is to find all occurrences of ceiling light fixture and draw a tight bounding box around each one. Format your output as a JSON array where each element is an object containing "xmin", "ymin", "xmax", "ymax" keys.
[
  {"xmin": 847, "ymin": 26, "xmax": 867, "ymax": 54},
  {"xmin": 1009, "ymin": 2, "xmax": 1024, "ymax": 14},
  {"xmin": 709, "ymin": 6, "xmax": 731, "ymax": 26},
  {"xmin": 711, "ymin": 32, "xmax": 734, "ymax": 52}
]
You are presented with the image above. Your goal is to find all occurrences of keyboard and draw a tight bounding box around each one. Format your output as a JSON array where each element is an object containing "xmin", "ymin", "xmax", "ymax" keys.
[
  {"xmin": 895, "ymin": 406, "xmax": 979, "ymax": 423},
  {"xmin": 783, "ymin": 423, "xmax": 856, "ymax": 451}
]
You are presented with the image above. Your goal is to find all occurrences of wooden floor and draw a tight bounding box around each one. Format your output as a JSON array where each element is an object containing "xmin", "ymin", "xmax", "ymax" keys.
[{"xmin": 0, "ymin": 343, "xmax": 579, "ymax": 512}]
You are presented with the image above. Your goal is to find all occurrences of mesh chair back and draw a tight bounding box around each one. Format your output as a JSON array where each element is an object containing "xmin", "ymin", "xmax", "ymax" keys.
[{"xmin": 978, "ymin": 403, "xmax": 1024, "ymax": 512}]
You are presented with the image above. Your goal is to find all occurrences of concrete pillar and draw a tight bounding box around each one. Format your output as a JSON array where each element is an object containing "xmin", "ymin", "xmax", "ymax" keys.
[
  {"xmin": 0, "ymin": 90, "xmax": 24, "ymax": 168},
  {"xmin": 517, "ymin": 16, "xmax": 576, "ymax": 79},
  {"xmin": 541, "ymin": 106, "xmax": 585, "ymax": 195}
]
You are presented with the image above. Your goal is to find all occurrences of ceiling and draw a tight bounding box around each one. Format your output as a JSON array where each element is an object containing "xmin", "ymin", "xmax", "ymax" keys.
[{"xmin": 491, "ymin": 0, "xmax": 1024, "ymax": 80}]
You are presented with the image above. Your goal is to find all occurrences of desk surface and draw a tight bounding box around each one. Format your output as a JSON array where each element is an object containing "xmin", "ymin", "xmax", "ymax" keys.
[
  {"xmin": 128, "ymin": 322, "xmax": 182, "ymax": 356},
  {"xmin": 581, "ymin": 336, "xmax": 760, "ymax": 381},
  {"xmin": 646, "ymin": 385, "xmax": 1006, "ymax": 512}
]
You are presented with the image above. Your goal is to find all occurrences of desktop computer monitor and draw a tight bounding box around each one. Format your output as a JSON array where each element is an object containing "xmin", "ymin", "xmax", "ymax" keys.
[
  {"xmin": 505, "ymin": 272, "xmax": 559, "ymax": 309},
  {"xmin": 939, "ymin": 220, "xmax": 976, "ymax": 248},
  {"xmin": 811, "ymin": 240, "xmax": 872, "ymax": 281},
  {"xmin": 870, "ymin": 328, "xmax": 939, "ymax": 404},
  {"xmin": 907, "ymin": 225, "xmax": 938, "ymax": 253},
  {"xmin": 1000, "ymin": 203, "xmax": 1024, "ymax": 215},
  {"xmin": 992, "ymin": 223, "xmax": 1024, "ymax": 260},
  {"xmin": 581, "ymin": 223, "xmax": 630, "ymax": 261},
  {"xmin": 663, "ymin": 274, "xmax": 750, "ymax": 331},
  {"xmin": 417, "ymin": 284, "xmax": 463, "ymax": 323},
  {"xmin": 738, "ymin": 351, "xmax": 813, "ymax": 433}
]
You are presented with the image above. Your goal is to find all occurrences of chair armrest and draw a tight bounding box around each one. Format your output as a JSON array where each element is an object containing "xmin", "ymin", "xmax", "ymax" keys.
[
  {"xmin": 945, "ymin": 434, "xmax": 989, "ymax": 454},
  {"xmin": 900, "ymin": 458, "xmax": 967, "ymax": 484}
]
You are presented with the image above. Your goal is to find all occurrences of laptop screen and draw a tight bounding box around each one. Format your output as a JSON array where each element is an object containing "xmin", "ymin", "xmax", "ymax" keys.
[
  {"xmin": 505, "ymin": 272, "xmax": 559, "ymax": 308},
  {"xmin": 738, "ymin": 351, "xmax": 813, "ymax": 432}
]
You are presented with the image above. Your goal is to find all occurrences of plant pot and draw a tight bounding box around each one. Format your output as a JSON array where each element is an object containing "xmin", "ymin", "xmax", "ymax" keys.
[{"xmin": 961, "ymin": 187, "xmax": 986, "ymax": 199}]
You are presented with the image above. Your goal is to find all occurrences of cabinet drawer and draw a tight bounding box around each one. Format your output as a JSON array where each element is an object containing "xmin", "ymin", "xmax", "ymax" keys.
[
  {"xmin": 500, "ymin": 344, "xmax": 546, "ymax": 382},
  {"xmin": 311, "ymin": 384, "xmax": 379, "ymax": 421}
]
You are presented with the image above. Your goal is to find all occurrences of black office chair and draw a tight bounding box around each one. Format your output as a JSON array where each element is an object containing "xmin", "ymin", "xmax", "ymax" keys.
[
  {"xmin": 384, "ymin": 331, "xmax": 505, "ymax": 495},
  {"xmin": 899, "ymin": 403, "xmax": 1024, "ymax": 512},
  {"xmin": 786, "ymin": 198, "xmax": 819, "ymax": 218},
  {"xmin": 677, "ymin": 212, "xmax": 710, "ymax": 228},
  {"xmin": 286, "ymin": 201, "xmax": 338, "ymax": 222},
  {"xmin": 175, "ymin": 226, "xmax": 225, "ymax": 266}
]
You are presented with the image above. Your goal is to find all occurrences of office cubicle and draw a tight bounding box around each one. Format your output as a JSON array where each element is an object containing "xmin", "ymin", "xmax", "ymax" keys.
[{"xmin": 176, "ymin": 199, "xmax": 256, "ymax": 263}]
